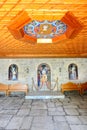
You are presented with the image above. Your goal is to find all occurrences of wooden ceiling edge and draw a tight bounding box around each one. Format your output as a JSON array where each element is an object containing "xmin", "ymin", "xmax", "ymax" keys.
[{"xmin": 0, "ymin": 54, "xmax": 87, "ymax": 58}]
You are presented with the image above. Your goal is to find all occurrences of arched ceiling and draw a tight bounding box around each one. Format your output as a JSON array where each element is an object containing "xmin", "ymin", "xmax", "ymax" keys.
[{"xmin": 0, "ymin": 0, "xmax": 87, "ymax": 58}]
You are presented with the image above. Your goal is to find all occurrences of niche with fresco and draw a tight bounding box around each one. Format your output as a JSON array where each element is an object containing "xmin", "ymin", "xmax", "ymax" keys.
[
  {"xmin": 68, "ymin": 63, "xmax": 78, "ymax": 80},
  {"xmin": 8, "ymin": 64, "xmax": 18, "ymax": 80},
  {"xmin": 37, "ymin": 63, "xmax": 51, "ymax": 88}
]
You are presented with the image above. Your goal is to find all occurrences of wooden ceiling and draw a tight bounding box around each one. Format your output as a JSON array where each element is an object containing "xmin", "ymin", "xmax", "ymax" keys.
[{"xmin": 0, "ymin": 0, "xmax": 87, "ymax": 58}]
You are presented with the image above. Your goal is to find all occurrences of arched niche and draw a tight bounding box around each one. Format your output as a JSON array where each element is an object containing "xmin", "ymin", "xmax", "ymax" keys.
[
  {"xmin": 68, "ymin": 63, "xmax": 78, "ymax": 80},
  {"xmin": 37, "ymin": 63, "xmax": 51, "ymax": 87},
  {"xmin": 8, "ymin": 64, "xmax": 18, "ymax": 80}
]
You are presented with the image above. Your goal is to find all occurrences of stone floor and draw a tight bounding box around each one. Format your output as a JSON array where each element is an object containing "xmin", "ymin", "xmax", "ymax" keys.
[{"xmin": 0, "ymin": 94, "xmax": 87, "ymax": 130}]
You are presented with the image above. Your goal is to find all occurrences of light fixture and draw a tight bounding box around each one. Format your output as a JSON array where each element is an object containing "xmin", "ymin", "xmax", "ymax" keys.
[{"xmin": 37, "ymin": 38, "xmax": 52, "ymax": 43}]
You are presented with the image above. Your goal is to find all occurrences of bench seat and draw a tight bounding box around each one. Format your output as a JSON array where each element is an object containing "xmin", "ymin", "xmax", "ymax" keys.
[
  {"xmin": 61, "ymin": 82, "xmax": 81, "ymax": 95},
  {"xmin": 80, "ymin": 82, "xmax": 87, "ymax": 94},
  {"xmin": 0, "ymin": 83, "xmax": 8, "ymax": 96},
  {"xmin": 7, "ymin": 83, "xmax": 28, "ymax": 96}
]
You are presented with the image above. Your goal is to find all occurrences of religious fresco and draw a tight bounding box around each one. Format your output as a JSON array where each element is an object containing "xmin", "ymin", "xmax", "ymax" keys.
[
  {"xmin": 8, "ymin": 64, "xmax": 18, "ymax": 80},
  {"xmin": 37, "ymin": 63, "xmax": 51, "ymax": 87},
  {"xmin": 68, "ymin": 63, "xmax": 78, "ymax": 80},
  {"xmin": 24, "ymin": 20, "xmax": 67, "ymax": 39}
]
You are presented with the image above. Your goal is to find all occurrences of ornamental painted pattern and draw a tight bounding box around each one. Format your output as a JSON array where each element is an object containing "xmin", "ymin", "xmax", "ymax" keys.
[{"xmin": 24, "ymin": 20, "xmax": 67, "ymax": 38}]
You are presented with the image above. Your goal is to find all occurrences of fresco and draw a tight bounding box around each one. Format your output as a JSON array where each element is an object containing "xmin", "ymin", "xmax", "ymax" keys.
[
  {"xmin": 8, "ymin": 64, "xmax": 18, "ymax": 80},
  {"xmin": 24, "ymin": 20, "xmax": 67, "ymax": 38},
  {"xmin": 37, "ymin": 63, "xmax": 51, "ymax": 88},
  {"xmin": 68, "ymin": 63, "xmax": 78, "ymax": 80}
]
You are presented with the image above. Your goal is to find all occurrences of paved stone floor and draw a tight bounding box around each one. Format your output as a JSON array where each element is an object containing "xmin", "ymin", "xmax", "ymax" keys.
[{"xmin": 0, "ymin": 94, "xmax": 87, "ymax": 130}]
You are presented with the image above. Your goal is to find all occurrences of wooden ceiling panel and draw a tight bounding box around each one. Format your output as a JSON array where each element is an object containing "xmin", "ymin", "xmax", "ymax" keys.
[{"xmin": 0, "ymin": 0, "xmax": 87, "ymax": 58}]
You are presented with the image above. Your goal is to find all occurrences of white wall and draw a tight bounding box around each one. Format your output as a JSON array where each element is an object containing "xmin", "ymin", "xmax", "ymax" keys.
[{"xmin": 0, "ymin": 58, "xmax": 87, "ymax": 90}]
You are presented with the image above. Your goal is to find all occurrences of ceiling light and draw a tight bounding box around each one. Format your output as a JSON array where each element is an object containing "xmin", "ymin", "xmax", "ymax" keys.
[{"xmin": 37, "ymin": 38, "xmax": 52, "ymax": 43}]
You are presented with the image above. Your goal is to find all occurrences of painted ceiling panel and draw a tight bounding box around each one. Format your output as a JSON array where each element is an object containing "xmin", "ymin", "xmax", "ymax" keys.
[{"xmin": 0, "ymin": 0, "xmax": 87, "ymax": 57}]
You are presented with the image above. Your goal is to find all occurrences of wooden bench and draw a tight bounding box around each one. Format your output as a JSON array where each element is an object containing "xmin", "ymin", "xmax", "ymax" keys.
[
  {"xmin": 0, "ymin": 83, "xmax": 8, "ymax": 96},
  {"xmin": 61, "ymin": 82, "xmax": 81, "ymax": 95},
  {"xmin": 7, "ymin": 83, "xmax": 28, "ymax": 96},
  {"xmin": 80, "ymin": 82, "xmax": 87, "ymax": 94}
]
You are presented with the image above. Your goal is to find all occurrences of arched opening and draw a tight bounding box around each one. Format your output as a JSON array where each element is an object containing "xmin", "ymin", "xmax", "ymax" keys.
[
  {"xmin": 8, "ymin": 64, "xmax": 18, "ymax": 80},
  {"xmin": 68, "ymin": 63, "xmax": 78, "ymax": 80},
  {"xmin": 37, "ymin": 63, "xmax": 51, "ymax": 88}
]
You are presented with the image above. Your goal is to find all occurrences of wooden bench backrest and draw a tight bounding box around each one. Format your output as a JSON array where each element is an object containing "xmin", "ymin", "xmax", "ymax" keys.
[
  {"xmin": 81, "ymin": 82, "xmax": 87, "ymax": 88},
  {"xmin": 0, "ymin": 83, "xmax": 8, "ymax": 90},
  {"xmin": 61, "ymin": 82, "xmax": 78, "ymax": 88},
  {"xmin": 9, "ymin": 83, "xmax": 28, "ymax": 90}
]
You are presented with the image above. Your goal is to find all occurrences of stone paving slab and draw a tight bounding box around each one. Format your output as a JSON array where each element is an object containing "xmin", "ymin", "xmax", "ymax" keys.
[
  {"xmin": 31, "ymin": 116, "xmax": 54, "ymax": 130},
  {"xmin": 0, "ymin": 109, "xmax": 18, "ymax": 115},
  {"xmin": 31, "ymin": 126, "xmax": 54, "ymax": 130},
  {"xmin": 17, "ymin": 108, "xmax": 30, "ymax": 116},
  {"xmin": 79, "ymin": 104, "xmax": 87, "ymax": 109},
  {"xmin": 20, "ymin": 116, "xmax": 33, "ymax": 130},
  {"xmin": 30, "ymin": 109, "xmax": 47, "ymax": 116},
  {"xmin": 70, "ymin": 125, "xmax": 87, "ymax": 130},
  {"xmin": 31, "ymin": 101, "xmax": 47, "ymax": 110},
  {"xmin": 53, "ymin": 116, "xmax": 66, "ymax": 122},
  {"xmin": 64, "ymin": 108, "xmax": 79, "ymax": 115},
  {"xmin": 65, "ymin": 116, "xmax": 82, "ymax": 124},
  {"xmin": 20, "ymin": 103, "xmax": 32, "ymax": 109},
  {"xmin": 78, "ymin": 109, "xmax": 87, "ymax": 115},
  {"xmin": 79, "ymin": 116, "xmax": 87, "ymax": 124},
  {"xmin": 54, "ymin": 122, "xmax": 71, "ymax": 130},
  {"xmin": 55, "ymin": 101, "xmax": 63, "ymax": 106},
  {"xmin": 48, "ymin": 106, "xmax": 65, "ymax": 116},
  {"xmin": 47, "ymin": 102, "xmax": 55, "ymax": 107},
  {"xmin": 63, "ymin": 104, "xmax": 78, "ymax": 109},
  {"xmin": 0, "ymin": 115, "xmax": 12, "ymax": 129},
  {"xmin": 48, "ymin": 110, "xmax": 65, "ymax": 116},
  {"xmin": 5, "ymin": 116, "xmax": 24, "ymax": 130},
  {"xmin": 32, "ymin": 116, "xmax": 53, "ymax": 126}
]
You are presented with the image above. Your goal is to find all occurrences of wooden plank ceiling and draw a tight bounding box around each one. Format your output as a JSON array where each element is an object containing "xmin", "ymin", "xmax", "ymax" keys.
[{"xmin": 0, "ymin": 0, "xmax": 87, "ymax": 58}]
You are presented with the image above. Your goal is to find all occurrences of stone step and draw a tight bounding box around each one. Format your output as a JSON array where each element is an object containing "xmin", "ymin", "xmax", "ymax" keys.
[{"xmin": 25, "ymin": 91, "xmax": 65, "ymax": 99}]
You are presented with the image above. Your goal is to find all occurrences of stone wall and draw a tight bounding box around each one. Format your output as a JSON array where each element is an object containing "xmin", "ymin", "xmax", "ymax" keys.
[{"xmin": 0, "ymin": 58, "xmax": 87, "ymax": 91}]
